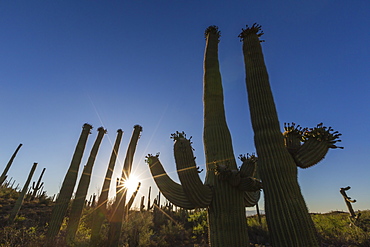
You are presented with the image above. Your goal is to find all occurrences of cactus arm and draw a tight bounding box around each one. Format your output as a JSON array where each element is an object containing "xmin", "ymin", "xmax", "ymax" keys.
[
  {"xmin": 46, "ymin": 123, "xmax": 92, "ymax": 246},
  {"xmin": 244, "ymin": 190, "xmax": 261, "ymax": 207},
  {"xmin": 240, "ymin": 24, "xmax": 319, "ymax": 246},
  {"xmin": 292, "ymin": 123, "xmax": 343, "ymax": 168},
  {"xmin": 146, "ymin": 154, "xmax": 196, "ymax": 209},
  {"xmin": 8, "ymin": 162, "xmax": 38, "ymax": 224},
  {"xmin": 0, "ymin": 143, "xmax": 22, "ymax": 185},
  {"xmin": 172, "ymin": 132, "xmax": 213, "ymax": 208}
]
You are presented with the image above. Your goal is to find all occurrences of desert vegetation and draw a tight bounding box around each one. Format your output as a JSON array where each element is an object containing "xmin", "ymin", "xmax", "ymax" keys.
[
  {"xmin": 1, "ymin": 184, "xmax": 369, "ymax": 246},
  {"xmin": 1, "ymin": 24, "xmax": 367, "ymax": 246}
]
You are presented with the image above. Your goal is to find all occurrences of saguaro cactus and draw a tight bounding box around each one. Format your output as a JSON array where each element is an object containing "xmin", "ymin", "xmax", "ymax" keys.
[
  {"xmin": 0, "ymin": 143, "xmax": 22, "ymax": 185},
  {"xmin": 8, "ymin": 162, "xmax": 38, "ymax": 224},
  {"xmin": 31, "ymin": 167, "xmax": 46, "ymax": 200},
  {"xmin": 90, "ymin": 129, "xmax": 123, "ymax": 245},
  {"xmin": 46, "ymin": 123, "xmax": 92, "ymax": 245},
  {"xmin": 66, "ymin": 127, "xmax": 106, "ymax": 244},
  {"xmin": 146, "ymin": 26, "xmax": 261, "ymax": 247},
  {"xmin": 239, "ymin": 24, "xmax": 342, "ymax": 246},
  {"xmin": 340, "ymin": 186, "xmax": 360, "ymax": 224},
  {"xmin": 108, "ymin": 125, "xmax": 143, "ymax": 247}
]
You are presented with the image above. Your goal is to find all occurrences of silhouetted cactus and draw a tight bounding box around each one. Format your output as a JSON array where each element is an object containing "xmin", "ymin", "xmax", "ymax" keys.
[
  {"xmin": 146, "ymin": 26, "xmax": 261, "ymax": 247},
  {"xmin": 66, "ymin": 127, "xmax": 106, "ymax": 245},
  {"xmin": 46, "ymin": 123, "xmax": 92, "ymax": 245},
  {"xmin": 31, "ymin": 167, "xmax": 46, "ymax": 200},
  {"xmin": 8, "ymin": 162, "xmax": 37, "ymax": 224},
  {"xmin": 108, "ymin": 125, "xmax": 142, "ymax": 247},
  {"xmin": 340, "ymin": 186, "xmax": 360, "ymax": 224},
  {"xmin": 239, "ymin": 23, "xmax": 342, "ymax": 246},
  {"xmin": 0, "ymin": 143, "xmax": 22, "ymax": 186},
  {"xmin": 90, "ymin": 129, "xmax": 123, "ymax": 245}
]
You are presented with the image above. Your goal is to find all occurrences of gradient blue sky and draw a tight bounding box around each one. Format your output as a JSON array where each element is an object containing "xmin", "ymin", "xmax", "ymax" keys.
[{"xmin": 1, "ymin": 1, "xmax": 369, "ymax": 213}]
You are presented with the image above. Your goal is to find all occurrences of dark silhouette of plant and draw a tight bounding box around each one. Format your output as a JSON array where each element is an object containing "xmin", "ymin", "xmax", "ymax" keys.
[
  {"xmin": 45, "ymin": 123, "xmax": 92, "ymax": 245},
  {"xmin": 239, "ymin": 23, "xmax": 342, "ymax": 246},
  {"xmin": 0, "ymin": 143, "xmax": 22, "ymax": 186},
  {"xmin": 146, "ymin": 26, "xmax": 261, "ymax": 247}
]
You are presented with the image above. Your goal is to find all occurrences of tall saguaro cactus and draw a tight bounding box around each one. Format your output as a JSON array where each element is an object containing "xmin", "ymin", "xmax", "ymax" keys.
[
  {"xmin": 8, "ymin": 162, "xmax": 37, "ymax": 224},
  {"xmin": 66, "ymin": 127, "xmax": 106, "ymax": 244},
  {"xmin": 108, "ymin": 125, "xmax": 143, "ymax": 247},
  {"xmin": 0, "ymin": 143, "xmax": 22, "ymax": 185},
  {"xmin": 46, "ymin": 123, "xmax": 93, "ymax": 245},
  {"xmin": 90, "ymin": 129, "xmax": 123, "ymax": 245},
  {"xmin": 146, "ymin": 26, "xmax": 261, "ymax": 247},
  {"xmin": 239, "ymin": 24, "xmax": 342, "ymax": 246}
]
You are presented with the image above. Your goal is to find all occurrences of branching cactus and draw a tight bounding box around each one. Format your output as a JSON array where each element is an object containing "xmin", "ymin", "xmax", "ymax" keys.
[
  {"xmin": 340, "ymin": 186, "xmax": 360, "ymax": 224},
  {"xmin": 90, "ymin": 129, "xmax": 123, "ymax": 245},
  {"xmin": 66, "ymin": 127, "xmax": 106, "ymax": 245},
  {"xmin": 31, "ymin": 167, "xmax": 46, "ymax": 200},
  {"xmin": 108, "ymin": 125, "xmax": 143, "ymax": 247},
  {"xmin": 8, "ymin": 162, "xmax": 37, "ymax": 224},
  {"xmin": 146, "ymin": 26, "xmax": 261, "ymax": 247},
  {"xmin": 239, "ymin": 24, "xmax": 342, "ymax": 246},
  {"xmin": 46, "ymin": 123, "xmax": 93, "ymax": 246},
  {"xmin": 0, "ymin": 143, "xmax": 22, "ymax": 185}
]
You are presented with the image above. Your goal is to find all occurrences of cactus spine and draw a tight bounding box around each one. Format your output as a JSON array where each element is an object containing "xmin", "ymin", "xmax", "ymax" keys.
[
  {"xmin": 108, "ymin": 125, "xmax": 142, "ymax": 247},
  {"xmin": 0, "ymin": 143, "xmax": 22, "ymax": 185},
  {"xmin": 31, "ymin": 167, "xmax": 46, "ymax": 200},
  {"xmin": 146, "ymin": 26, "xmax": 261, "ymax": 247},
  {"xmin": 66, "ymin": 127, "xmax": 106, "ymax": 244},
  {"xmin": 239, "ymin": 24, "xmax": 342, "ymax": 246},
  {"xmin": 46, "ymin": 123, "xmax": 92, "ymax": 245},
  {"xmin": 8, "ymin": 162, "xmax": 37, "ymax": 224},
  {"xmin": 90, "ymin": 129, "xmax": 123, "ymax": 245}
]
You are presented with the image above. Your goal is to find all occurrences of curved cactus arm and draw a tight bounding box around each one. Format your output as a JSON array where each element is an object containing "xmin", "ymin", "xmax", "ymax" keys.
[
  {"xmin": 146, "ymin": 154, "xmax": 196, "ymax": 209},
  {"xmin": 172, "ymin": 131, "xmax": 213, "ymax": 208},
  {"xmin": 238, "ymin": 177, "xmax": 262, "ymax": 191},
  {"xmin": 290, "ymin": 123, "xmax": 343, "ymax": 168},
  {"xmin": 244, "ymin": 190, "xmax": 261, "ymax": 207}
]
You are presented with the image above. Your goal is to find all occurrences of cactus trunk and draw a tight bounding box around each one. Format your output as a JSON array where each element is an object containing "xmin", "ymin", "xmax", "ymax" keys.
[
  {"xmin": 46, "ymin": 123, "xmax": 92, "ymax": 245},
  {"xmin": 240, "ymin": 24, "xmax": 318, "ymax": 246},
  {"xmin": 108, "ymin": 125, "xmax": 142, "ymax": 247},
  {"xmin": 202, "ymin": 26, "xmax": 249, "ymax": 247},
  {"xmin": 90, "ymin": 129, "xmax": 123, "ymax": 245},
  {"xmin": 31, "ymin": 167, "xmax": 46, "ymax": 200},
  {"xmin": 66, "ymin": 127, "xmax": 106, "ymax": 245},
  {"xmin": 8, "ymin": 162, "xmax": 37, "ymax": 224},
  {"xmin": 0, "ymin": 143, "xmax": 22, "ymax": 185}
]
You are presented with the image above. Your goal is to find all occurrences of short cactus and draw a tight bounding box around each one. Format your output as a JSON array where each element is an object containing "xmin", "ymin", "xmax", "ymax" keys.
[{"xmin": 31, "ymin": 167, "xmax": 46, "ymax": 200}]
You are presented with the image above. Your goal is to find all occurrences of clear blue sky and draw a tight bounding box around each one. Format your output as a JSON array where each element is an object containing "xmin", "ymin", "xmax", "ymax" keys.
[{"xmin": 1, "ymin": 1, "xmax": 369, "ymax": 213}]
